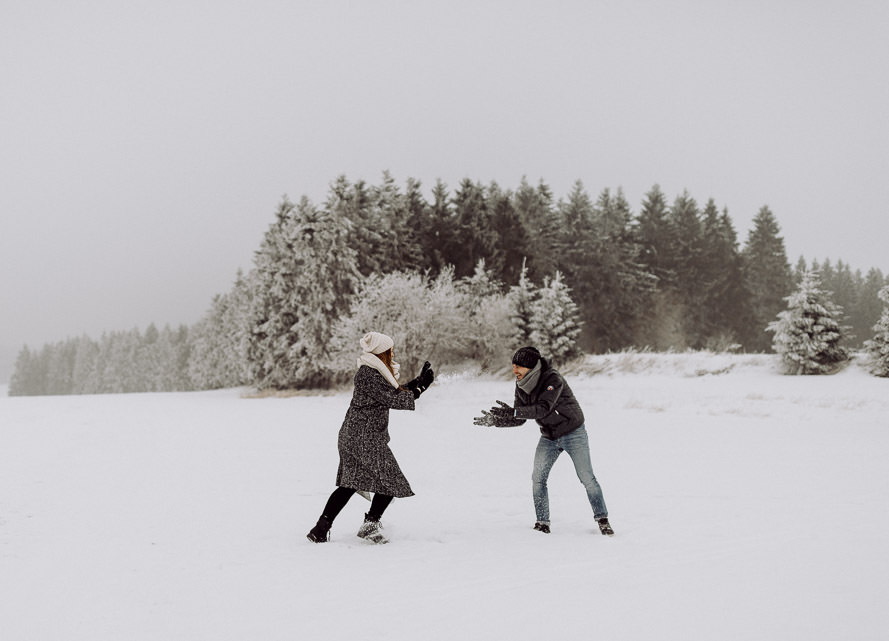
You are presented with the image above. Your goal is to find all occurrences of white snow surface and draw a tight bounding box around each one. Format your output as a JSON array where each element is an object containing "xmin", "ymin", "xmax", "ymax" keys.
[{"xmin": 2, "ymin": 353, "xmax": 888, "ymax": 640}]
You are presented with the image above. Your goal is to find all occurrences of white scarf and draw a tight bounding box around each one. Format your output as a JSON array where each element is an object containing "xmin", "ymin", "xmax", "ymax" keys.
[{"xmin": 357, "ymin": 352, "xmax": 401, "ymax": 389}]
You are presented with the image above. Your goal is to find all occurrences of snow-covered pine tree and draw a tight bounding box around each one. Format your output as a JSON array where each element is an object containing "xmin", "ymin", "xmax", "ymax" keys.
[
  {"xmin": 159, "ymin": 325, "xmax": 192, "ymax": 392},
  {"xmin": 635, "ymin": 184, "xmax": 674, "ymax": 285},
  {"xmin": 324, "ymin": 176, "xmax": 381, "ymax": 277},
  {"xmin": 743, "ymin": 206, "xmax": 793, "ymax": 352},
  {"xmin": 425, "ymin": 179, "xmax": 458, "ymax": 277},
  {"xmin": 587, "ymin": 186, "xmax": 654, "ymax": 351},
  {"xmin": 248, "ymin": 196, "xmax": 359, "ymax": 389},
  {"xmin": 102, "ymin": 329, "xmax": 141, "ymax": 393},
  {"xmin": 529, "ymin": 271, "xmax": 582, "ymax": 363},
  {"xmin": 371, "ymin": 171, "xmax": 424, "ymax": 274},
  {"xmin": 507, "ymin": 258, "xmax": 537, "ymax": 346},
  {"xmin": 766, "ymin": 270, "xmax": 850, "ymax": 375},
  {"xmin": 698, "ymin": 200, "xmax": 753, "ymax": 350},
  {"xmin": 864, "ymin": 285, "xmax": 889, "ymax": 377},
  {"xmin": 451, "ymin": 178, "xmax": 496, "ymax": 279},
  {"xmin": 487, "ymin": 183, "xmax": 530, "ymax": 285},
  {"xmin": 138, "ymin": 323, "xmax": 163, "ymax": 392},
  {"xmin": 513, "ymin": 177, "xmax": 559, "ymax": 282},
  {"xmin": 221, "ymin": 269, "xmax": 254, "ymax": 385},
  {"xmin": 460, "ymin": 258, "xmax": 502, "ymax": 301},
  {"xmin": 71, "ymin": 335, "xmax": 99, "ymax": 394},
  {"xmin": 43, "ymin": 340, "xmax": 76, "ymax": 395},
  {"xmin": 8, "ymin": 345, "xmax": 39, "ymax": 396},
  {"xmin": 633, "ymin": 184, "xmax": 684, "ymax": 350},
  {"xmin": 189, "ymin": 294, "xmax": 231, "ymax": 389},
  {"xmin": 854, "ymin": 269, "xmax": 888, "ymax": 352},
  {"xmin": 667, "ymin": 190, "xmax": 707, "ymax": 347},
  {"xmin": 189, "ymin": 271, "xmax": 253, "ymax": 390}
]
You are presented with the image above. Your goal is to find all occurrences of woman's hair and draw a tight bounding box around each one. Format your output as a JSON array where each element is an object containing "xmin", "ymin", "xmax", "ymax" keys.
[{"xmin": 377, "ymin": 348, "xmax": 397, "ymax": 378}]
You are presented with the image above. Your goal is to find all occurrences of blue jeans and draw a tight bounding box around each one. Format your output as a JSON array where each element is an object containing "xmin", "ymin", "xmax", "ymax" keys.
[{"xmin": 532, "ymin": 425, "xmax": 608, "ymax": 522}]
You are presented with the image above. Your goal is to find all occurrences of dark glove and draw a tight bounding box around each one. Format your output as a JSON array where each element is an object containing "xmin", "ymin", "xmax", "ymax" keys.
[
  {"xmin": 418, "ymin": 361, "xmax": 434, "ymax": 388},
  {"xmin": 489, "ymin": 400, "xmax": 514, "ymax": 419},
  {"xmin": 473, "ymin": 409, "xmax": 524, "ymax": 428},
  {"xmin": 406, "ymin": 361, "xmax": 434, "ymax": 399}
]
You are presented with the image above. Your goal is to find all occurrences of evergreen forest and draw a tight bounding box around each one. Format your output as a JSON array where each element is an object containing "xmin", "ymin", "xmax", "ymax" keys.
[{"xmin": 10, "ymin": 173, "xmax": 889, "ymax": 395}]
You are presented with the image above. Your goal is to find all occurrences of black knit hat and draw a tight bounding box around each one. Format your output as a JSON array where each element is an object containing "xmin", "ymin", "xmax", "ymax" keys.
[{"xmin": 512, "ymin": 346, "xmax": 541, "ymax": 369}]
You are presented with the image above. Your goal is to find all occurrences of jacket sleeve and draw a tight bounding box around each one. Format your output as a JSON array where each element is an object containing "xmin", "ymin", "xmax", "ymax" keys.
[
  {"xmin": 514, "ymin": 373, "xmax": 563, "ymax": 421},
  {"xmin": 361, "ymin": 369, "xmax": 416, "ymax": 411}
]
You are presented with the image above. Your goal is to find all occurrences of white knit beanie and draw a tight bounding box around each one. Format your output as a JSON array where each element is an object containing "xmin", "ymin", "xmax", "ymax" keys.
[{"xmin": 359, "ymin": 332, "xmax": 394, "ymax": 355}]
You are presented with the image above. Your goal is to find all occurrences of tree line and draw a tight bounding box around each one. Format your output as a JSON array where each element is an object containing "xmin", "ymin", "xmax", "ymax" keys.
[{"xmin": 9, "ymin": 173, "xmax": 889, "ymax": 395}]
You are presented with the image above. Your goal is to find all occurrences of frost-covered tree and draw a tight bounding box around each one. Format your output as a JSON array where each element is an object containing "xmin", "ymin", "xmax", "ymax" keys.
[
  {"xmin": 8, "ymin": 346, "xmax": 40, "ymax": 395},
  {"xmin": 248, "ymin": 196, "xmax": 359, "ymax": 389},
  {"xmin": 468, "ymin": 290, "xmax": 514, "ymax": 371},
  {"xmin": 325, "ymin": 268, "xmax": 473, "ymax": 380},
  {"xmin": 767, "ymin": 270, "xmax": 850, "ymax": 375},
  {"xmin": 43, "ymin": 340, "xmax": 76, "ymax": 395},
  {"xmin": 529, "ymin": 271, "xmax": 582, "ymax": 363},
  {"xmin": 456, "ymin": 260, "xmax": 512, "ymax": 367},
  {"xmin": 325, "ymin": 176, "xmax": 380, "ymax": 277},
  {"xmin": 156, "ymin": 325, "xmax": 192, "ymax": 392},
  {"xmin": 460, "ymin": 258, "xmax": 502, "ymax": 301},
  {"xmin": 853, "ymin": 268, "xmax": 888, "ymax": 350},
  {"xmin": 864, "ymin": 286, "xmax": 889, "ymax": 377},
  {"xmin": 100, "ymin": 329, "xmax": 141, "ymax": 393},
  {"xmin": 506, "ymin": 259, "xmax": 538, "ymax": 346},
  {"xmin": 371, "ymin": 171, "xmax": 424, "ymax": 273},
  {"xmin": 71, "ymin": 335, "xmax": 99, "ymax": 394},
  {"xmin": 189, "ymin": 271, "xmax": 253, "ymax": 390}
]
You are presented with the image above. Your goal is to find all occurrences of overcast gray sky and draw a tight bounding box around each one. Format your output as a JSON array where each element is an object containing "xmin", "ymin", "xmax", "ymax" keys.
[{"xmin": 2, "ymin": 0, "xmax": 888, "ymax": 380}]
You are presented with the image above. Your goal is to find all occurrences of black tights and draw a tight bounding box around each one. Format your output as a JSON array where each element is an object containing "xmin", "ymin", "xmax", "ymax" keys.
[{"xmin": 322, "ymin": 487, "xmax": 394, "ymax": 522}]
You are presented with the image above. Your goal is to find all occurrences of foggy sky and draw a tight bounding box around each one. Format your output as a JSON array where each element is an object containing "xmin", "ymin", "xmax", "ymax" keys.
[{"xmin": 2, "ymin": 0, "xmax": 888, "ymax": 381}]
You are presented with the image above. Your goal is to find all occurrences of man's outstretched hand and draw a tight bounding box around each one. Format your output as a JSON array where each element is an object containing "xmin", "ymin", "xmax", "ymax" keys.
[
  {"xmin": 473, "ymin": 407, "xmax": 524, "ymax": 428},
  {"xmin": 489, "ymin": 400, "xmax": 514, "ymax": 419}
]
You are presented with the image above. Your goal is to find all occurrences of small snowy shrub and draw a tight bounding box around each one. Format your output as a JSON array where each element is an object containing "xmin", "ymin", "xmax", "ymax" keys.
[
  {"xmin": 529, "ymin": 271, "xmax": 583, "ymax": 364},
  {"xmin": 766, "ymin": 270, "xmax": 850, "ymax": 375},
  {"xmin": 325, "ymin": 268, "xmax": 475, "ymax": 381},
  {"xmin": 458, "ymin": 261, "xmax": 514, "ymax": 370},
  {"xmin": 506, "ymin": 259, "xmax": 537, "ymax": 346}
]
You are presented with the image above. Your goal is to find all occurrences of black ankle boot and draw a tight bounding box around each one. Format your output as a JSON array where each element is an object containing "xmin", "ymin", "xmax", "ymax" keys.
[{"xmin": 307, "ymin": 516, "xmax": 332, "ymax": 543}]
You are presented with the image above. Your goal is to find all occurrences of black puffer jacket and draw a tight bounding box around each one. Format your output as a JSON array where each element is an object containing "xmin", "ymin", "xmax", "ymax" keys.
[{"xmin": 513, "ymin": 358, "xmax": 585, "ymax": 440}]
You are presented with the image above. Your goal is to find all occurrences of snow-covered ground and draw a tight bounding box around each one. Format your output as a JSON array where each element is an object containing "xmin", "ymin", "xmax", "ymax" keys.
[{"xmin": 2, "ymin": 353, "xmax": 887, "ymax": 640}]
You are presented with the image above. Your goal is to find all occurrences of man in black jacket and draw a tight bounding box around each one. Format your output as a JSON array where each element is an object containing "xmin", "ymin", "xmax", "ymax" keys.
[{"xmin": 474, "ymin": 346, "xmax": 613, "ymax": 536}]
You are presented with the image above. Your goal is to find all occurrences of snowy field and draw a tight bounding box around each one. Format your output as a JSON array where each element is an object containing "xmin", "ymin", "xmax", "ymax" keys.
[{"xmin": 2, "ymin": 353, "xmax": 888, "ymax": 641}]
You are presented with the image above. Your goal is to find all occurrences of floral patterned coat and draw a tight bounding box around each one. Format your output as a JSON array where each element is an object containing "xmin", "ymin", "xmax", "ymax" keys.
[{"xmin": 335, "ymin": 365, "xmax": 416, "ymax": 498}]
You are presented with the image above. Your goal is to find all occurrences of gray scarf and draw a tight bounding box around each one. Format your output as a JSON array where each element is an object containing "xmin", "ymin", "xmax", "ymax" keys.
[{"xmin": 517, "ymin": 360, "xmax": 542, "ymax": 394}]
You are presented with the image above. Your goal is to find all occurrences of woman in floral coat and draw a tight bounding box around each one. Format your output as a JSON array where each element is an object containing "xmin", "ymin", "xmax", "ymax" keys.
[{"xmin": 307, "ymin": 332, "xmax": 434, "ymax": 544}]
